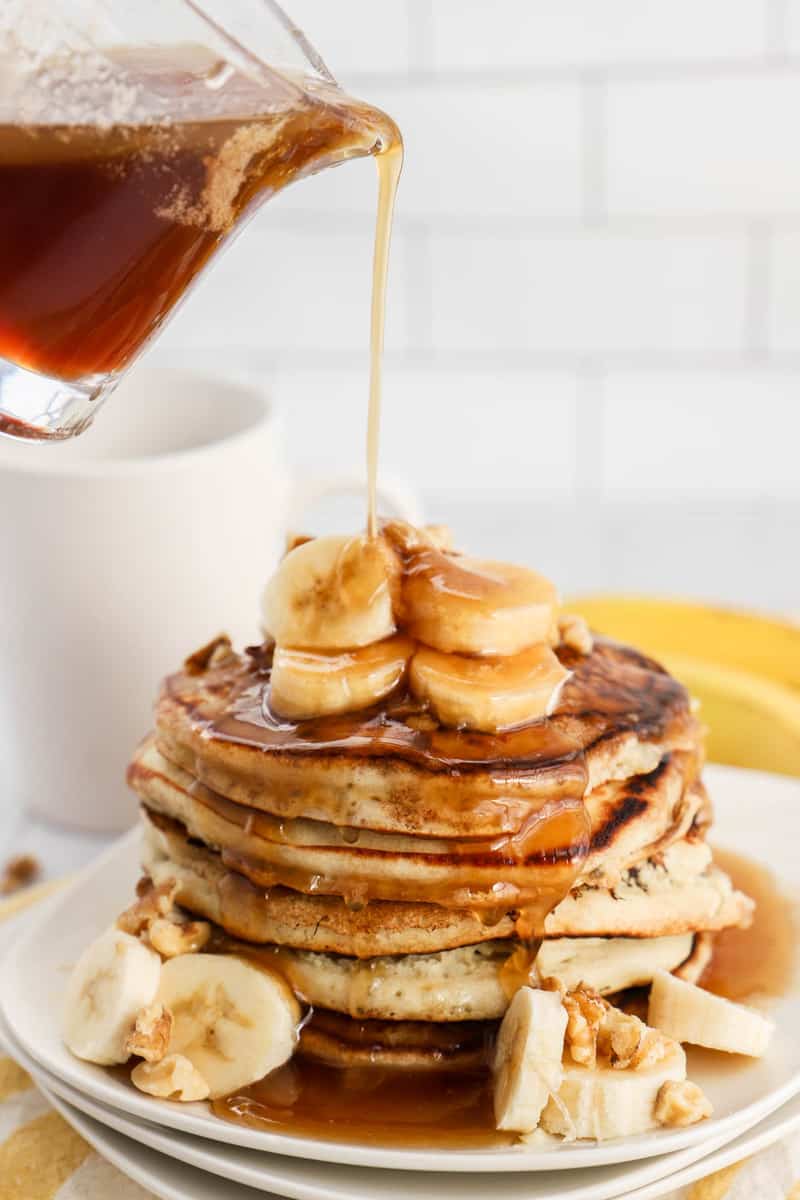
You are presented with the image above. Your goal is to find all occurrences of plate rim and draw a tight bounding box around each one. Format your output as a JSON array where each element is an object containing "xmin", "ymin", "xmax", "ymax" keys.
[{"xmin": 41, "ymin": 1079, "xmax": 800, "ymax": 1200}]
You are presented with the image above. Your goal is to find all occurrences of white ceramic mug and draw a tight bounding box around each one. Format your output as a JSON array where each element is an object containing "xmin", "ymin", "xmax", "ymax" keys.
[{"xmin": 0, "ymin": 367, "xmax": 420, "ymax": 831}]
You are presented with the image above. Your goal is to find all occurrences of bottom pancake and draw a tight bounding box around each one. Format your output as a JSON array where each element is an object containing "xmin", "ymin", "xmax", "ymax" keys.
[{"xmin": 299, "ymin": 1009, "xmax": 495, "ymax": 1070}]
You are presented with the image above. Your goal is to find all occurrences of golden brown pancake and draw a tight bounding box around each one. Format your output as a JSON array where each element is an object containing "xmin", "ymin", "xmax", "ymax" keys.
[
  {"xmin": 151, "ymin": 637, "xmax": 699, "ymax": 838},
  {"xmin": 299, "ymin": 1010, "xmax": 494, "ymax": 1071},
  {"xmin": 142, "ymin": 810, "xmax": 750, "ymax": 954},
  {"xmin": 130, "ymin": 741, "xmax": 708, "ymax": 912}
]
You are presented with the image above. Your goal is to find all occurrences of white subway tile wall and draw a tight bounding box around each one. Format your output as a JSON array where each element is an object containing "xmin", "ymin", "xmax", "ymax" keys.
[{"xmin": 150, "ymin": 0, "xmax": 800, "ymax": 501}]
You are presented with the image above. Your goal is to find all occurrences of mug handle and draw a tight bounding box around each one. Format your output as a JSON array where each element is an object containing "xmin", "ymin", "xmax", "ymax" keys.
[{"xmin": 289, "ymin": 471, "xmax": 424, "ymax": 528}]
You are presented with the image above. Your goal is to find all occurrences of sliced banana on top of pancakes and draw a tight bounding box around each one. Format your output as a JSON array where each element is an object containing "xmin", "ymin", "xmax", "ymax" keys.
[{"xmin": 262, "ymin": 523, "xmax": 569, "ymax": 730}]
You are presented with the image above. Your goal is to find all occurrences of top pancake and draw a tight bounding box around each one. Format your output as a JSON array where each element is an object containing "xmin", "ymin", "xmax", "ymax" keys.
[{"xmin": 153, "ymin": 636, "xmax": 699, "ymax": 837}]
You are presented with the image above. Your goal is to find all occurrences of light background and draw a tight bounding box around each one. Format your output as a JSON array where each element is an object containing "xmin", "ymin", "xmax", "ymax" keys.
[{"xmin": 149, "ymin": 0, "xmax": 800, "ymax": 607}]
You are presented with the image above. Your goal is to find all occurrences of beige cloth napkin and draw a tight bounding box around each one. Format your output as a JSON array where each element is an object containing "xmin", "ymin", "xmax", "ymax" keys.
[{"xmin": 0, "ymin": 887, "xmax": 794, "ymax": 1200}]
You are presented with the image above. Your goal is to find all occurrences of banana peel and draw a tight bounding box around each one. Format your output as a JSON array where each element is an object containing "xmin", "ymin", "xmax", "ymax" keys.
[{"xmin": 567, "ymin": 596, "xmax": 800, "ymax": 693}]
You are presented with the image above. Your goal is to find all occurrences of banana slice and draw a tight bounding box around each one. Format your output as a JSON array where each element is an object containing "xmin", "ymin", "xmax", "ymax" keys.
[
  {"xmin": 493, "ymin": 986, "xmax": 567, "ymax": 1133},
  {"xmin": 540, "ymin": 1042, "xmax": 687, "ymax": 1141},
  {"xmin": 262, "ymin": 534, "xmax": 399, "ymax": 650},
  {"xmin": 270, "ymin": 634, "xmax": 413, "ymax": 720},
  {"xmin": 648, "ymin": 970, "xmax": 774, "ymax": 1058},
  {"xmin": 63, "ymin": 928, "xmax": 162, "ymax": 1066},
  {"xmin": 156, "ymin": 954, "xmax": 300, "ymax": 1099},
  {"xmin": 410, "ymin": 643, "xmax": 571, "ymax": 733},
  {"xmin": 402, "ymin": 548, "xmax": 559, "ymax": 656}
]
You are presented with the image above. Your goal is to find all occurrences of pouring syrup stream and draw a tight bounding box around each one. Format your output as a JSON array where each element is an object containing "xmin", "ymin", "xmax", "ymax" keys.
[{"xmin": 366, "ymin": 141, "xmax": 403, "ymax": 537}]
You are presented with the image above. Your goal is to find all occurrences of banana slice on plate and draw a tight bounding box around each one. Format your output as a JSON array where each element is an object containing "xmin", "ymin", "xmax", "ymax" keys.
[
  {"xmin": 402, "ymin": 548, "xmax": 559, "ymax": 657},
  {"xmin": 270, "ymin": 634, "xmax": 413, "ymax": 720},
  {"xmin": 63, "ymin": 928, "xmax": 161, "ymax": 1065},
  {"xmin": 540, "ymin": 1041, "xmax": 687, "ymax": 1141},
  {"xmin": 410, "ymin": 643, "xmax": 571, "ymax": 733},
  {"xmin": 493, "ymin": 986, "xmax": 567, "ymax": 1133},
  {"xmin": 648, "ymin": 970, "xmax": 774, "ymax": 1058},
  {"xmin": 262, "ymin": 534, "xmax": 399, "ymax": 650},
  {"xmin": 155, "ymin": 954, "xmax": 300, "ymax": 1099}
]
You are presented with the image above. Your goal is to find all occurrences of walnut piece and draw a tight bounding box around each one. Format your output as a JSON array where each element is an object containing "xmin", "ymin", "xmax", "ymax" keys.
[
  {"xmin": 184, "ymin": 635, "xmax": 235, "ymax": 675},
  {"xmin": 558, "ymin": 614, "xmax": 594, "ymax": 656},
  {"xmin": 131, "ymin": 1054, "xmax": 210, "ymax": 1102},
  {"xmin": 655, "ymin": 1080, "xmax": 713, "ymax": 1127},
  {"xmin": 148, "ymin": 916, "xmax": 211, "ymax": 959},
  {"xmin": 598, "ymin": 1005, "xmax": 673, "ymax": 1071},
  {"xmin": 558, "ymin": 986, "xmax": 676, "ymax": 1072},
  {"xmin": 0, "ymin": 854, "xmax": 40, "ymax": 896},
  {"xmin": 116, "ymin": 879, "xmax": 178, "ymax": 937},
  {"xmin": 563, "ymin": 986, "xmax": 606, "ymax": 1067},
  {"xmin": 125, "ymin": 1003, "xmax": 173, "ymax": 1063}
]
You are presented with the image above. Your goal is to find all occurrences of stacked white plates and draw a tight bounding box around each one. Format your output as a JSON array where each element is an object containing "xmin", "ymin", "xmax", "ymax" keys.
[{"xmin": 1, "ymin": 765, "xmax": 799, "ymax": 1200}]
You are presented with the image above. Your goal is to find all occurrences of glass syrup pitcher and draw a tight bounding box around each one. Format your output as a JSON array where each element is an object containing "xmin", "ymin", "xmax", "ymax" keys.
[{"xmin": 0, "ymin": 0, "xmax": 400, "ymax": 441}]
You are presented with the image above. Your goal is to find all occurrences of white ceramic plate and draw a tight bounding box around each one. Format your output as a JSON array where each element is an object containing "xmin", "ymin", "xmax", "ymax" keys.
[
  {"xmin": 1, "ymin": 765, "xmax": 798, "ymax": 1174},
  {"xmin": 0, "ymin": 1016, "xmax": 745, "ymax": 1200},
  {"xmin": 39, "ymin": 1082, "xmax": 800, "ymax": 1200}
]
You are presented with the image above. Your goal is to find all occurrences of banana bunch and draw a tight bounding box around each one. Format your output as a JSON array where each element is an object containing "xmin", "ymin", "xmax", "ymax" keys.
[
  {"xmin": 262, "ymin": 526, "xmax": 569, "ymax": 732},
  {"xmin": 568, "ymin": 596, "xmax": 800, "ymax": 777}
]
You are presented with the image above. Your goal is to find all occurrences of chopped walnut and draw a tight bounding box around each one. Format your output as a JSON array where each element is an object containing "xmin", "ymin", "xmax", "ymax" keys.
[
  {"xmin": 558, "ymin": 614, "xmax": 594, "ymax": 656},
  {"xmin": 555, "ymin": 987, "xmax": 676, "ymax": 1073},
  {"xmin": 0, "ymin": 854, "xmax": 40, "ymax": 896},
  {"xmin": 598, "ymin": 1006, "xmax": 673, "ymax": 1071},
  {"xmin": 116, "ymin": 879, "xmax": 178, "ymax": 937},
  {"xmin": 148, "ymin": 916, "xmax": 211, "ymax": 959},
  {"xmin": 184, "ymin": 635, "xmax": 235, "ymax": 675},
  {"xmin": 563, "ymin": 986, "xmax": 606, "ymax": 1067},
  {"xmin": 655, "ymin": 1080, "xmax": 713, "ymax": 1127},
  {"xmin": 125, "ymin": 1003, "xmax": 173, "ymax": 1063},
  {"xmin": 132, "ymin": 1053, "xmax": 209, "ymax": 1102}
]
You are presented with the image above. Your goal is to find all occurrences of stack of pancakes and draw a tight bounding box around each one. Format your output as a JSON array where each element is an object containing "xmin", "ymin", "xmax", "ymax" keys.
[{"xmin": 129, "ymin": 633, "xmax": 752, "ymax": 1072}]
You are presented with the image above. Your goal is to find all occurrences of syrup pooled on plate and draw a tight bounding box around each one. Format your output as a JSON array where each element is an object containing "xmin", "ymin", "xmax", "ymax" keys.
[
  {"xmin": 213, "ymin": 1058, "xmax": 511, "ymax": 1149},
  {"xmin": 702, "ymin": 847, "xmax": 798, "ymax": 1003}
]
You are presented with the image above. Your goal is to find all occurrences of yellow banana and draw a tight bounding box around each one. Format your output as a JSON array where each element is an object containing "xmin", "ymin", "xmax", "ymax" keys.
[
  {"xmin": 661, "ymin": 652, "xmax": 800, "ymax": 778},
  {"xmin": 567, "ymin": 596, "xmax": 800, "ymax": 692}
]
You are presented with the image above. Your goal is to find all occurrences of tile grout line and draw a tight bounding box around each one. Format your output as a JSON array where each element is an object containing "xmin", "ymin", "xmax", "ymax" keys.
[
  {"xmin": 765, "ymin": 0, "xmax": 792, "ymax": 59},
  {"xmin": 339, "ymin": 55, "xmax": 800, "ymax": 89},
  {"xmin": 403, "ymin": 223, "xmax": 434, "ymax": 351},
  {"xmin": 148, "ymin": 347, "xmax": 800, "ymax": 373},
  {"xmin": 574, "ymin": 363, "xmax": 606, "ymax": 501},
  {"xmin": 407, "ymin": 0, "xmax": 434, "ymax": 73},
  {"xmin": 581, "ymin": 71, "xmax": 608, "ymax": 227},
  {"xmin": 743, "ymin": 221, "xmax": 773, "ymax": 359},
  {"xmin": 263, "ymin": 210, "xmax": 800, "ymax": 237}
]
